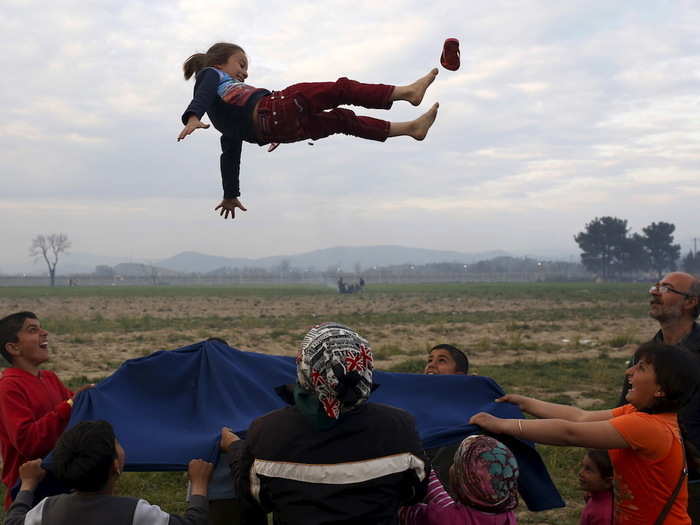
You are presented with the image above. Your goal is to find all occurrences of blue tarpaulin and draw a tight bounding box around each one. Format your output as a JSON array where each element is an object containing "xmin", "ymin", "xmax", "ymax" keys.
[{"xmin": 66, "ymin": 339, "xmax": 564, "ymax": 511}]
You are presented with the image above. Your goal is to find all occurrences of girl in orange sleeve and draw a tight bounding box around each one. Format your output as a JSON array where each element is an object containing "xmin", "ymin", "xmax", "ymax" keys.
[{"xmin": 470, "ymin": 343, "xmax": 697, "ymax": 525}]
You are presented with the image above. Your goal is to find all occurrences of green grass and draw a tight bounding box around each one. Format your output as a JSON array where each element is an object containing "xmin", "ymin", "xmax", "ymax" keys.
[
  {"xmin": 372, "ymin": 343, "xmax": 410, "ymax": 361},
  {"xmin": 606, "ymin": 333, "xmax": 639, "ymax": 348},
  {"xmin": 0, "ymin": 281, "xmax": 649, "ymax": 301},
  {"xmin": 39, "ymin": 302, "xmax": 647, "ymax": 337},
  {"xmin": 0, "ymin": 284, "xmax": 335, "ymax": 299}
]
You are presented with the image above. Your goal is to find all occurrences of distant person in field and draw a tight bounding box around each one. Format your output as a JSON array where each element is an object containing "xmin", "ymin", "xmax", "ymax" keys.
[
  {"xmin": 399, "ymin": 435, "xmax": 519, "ymax": 525},
  {"xmin": 4, "ymin": 420, "xmax": 213, "ymax": 525},
  {"xmin": 178, "ymin": 42, "xmax": 439, "ymax": 219},
  {"xmin": 472, "ymin": 342, "xmax": 698, "ymax": 525},
  {"xmin": 578, "ymin": 449, "xmax": 613, "ymax": 525},
  {"xmin": 618, "ymin": 272, "xmax": 700, "ymax": 522},
  {"xmin": 0, "ymin": 312, "xmax": 93, "ymax": 509},
  {"xmin": 219, "ymin": 322, "xmax": 429, "ymax": 524}
]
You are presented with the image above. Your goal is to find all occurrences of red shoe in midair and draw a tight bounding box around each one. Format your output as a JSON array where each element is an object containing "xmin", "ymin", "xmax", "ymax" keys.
[{"xmin": 440, "ymin": 38, "xmax": 460, "ymax": 71}]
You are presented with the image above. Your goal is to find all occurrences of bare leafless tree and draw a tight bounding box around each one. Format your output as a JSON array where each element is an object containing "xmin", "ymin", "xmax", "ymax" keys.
[{"xmin": 29, "ymin": 234, "xmax": 71, "ymax": 286}]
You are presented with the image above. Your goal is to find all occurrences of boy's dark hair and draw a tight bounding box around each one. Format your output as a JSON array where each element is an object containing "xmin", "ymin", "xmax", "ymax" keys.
[
  {"xmin": 585, "ymin": 449, "xmax": 613, "ymax": 479},
  {"xmin": 183, "ymin": 42, "xmax": 245, "ymax": 80},
  {"xmin": 52, "ymin": 421, "xmax": 117, "ymax": 492},
  {"xmin": 0, "ymin": 311, "xmax": 38, "ymax": 365},
  {"xmin": 633, "ymin": 342, "xmax": 700, "ymax": 414},
  {"xmin": 431, "ymin": 344, "xmax": 469, "ymax": 373}
]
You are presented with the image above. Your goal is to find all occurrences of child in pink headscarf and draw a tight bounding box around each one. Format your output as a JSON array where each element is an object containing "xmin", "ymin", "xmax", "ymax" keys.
[{"xmin": 399, "ymin": 435, "xmax": 519, "ymax": 525}]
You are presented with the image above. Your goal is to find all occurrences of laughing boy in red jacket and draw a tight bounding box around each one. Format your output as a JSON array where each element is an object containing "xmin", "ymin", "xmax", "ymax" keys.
[{"xmin": 0, "ymin": 312, "xmax": 91, "ymax": 508}]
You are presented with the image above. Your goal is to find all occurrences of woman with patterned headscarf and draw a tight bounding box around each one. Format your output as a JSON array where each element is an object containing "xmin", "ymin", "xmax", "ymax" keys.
[
  {"xmin": 221, "ymin": 322, "xmax": 429, "ymax": 525},
  {"xmin": 400, "ymin": 435, "xmax": 519, "ymax": 525}
]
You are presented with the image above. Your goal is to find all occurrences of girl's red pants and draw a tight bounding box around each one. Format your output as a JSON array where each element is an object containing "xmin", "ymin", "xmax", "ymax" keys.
[{"xmin": 256, "ymin": 77, "xmax": 394, "ymax": 144}]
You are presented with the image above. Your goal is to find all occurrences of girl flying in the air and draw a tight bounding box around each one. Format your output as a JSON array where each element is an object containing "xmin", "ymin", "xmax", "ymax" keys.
[{"xmin": 178, "ymin": 42, "xmax": 439, "ymax": 219}]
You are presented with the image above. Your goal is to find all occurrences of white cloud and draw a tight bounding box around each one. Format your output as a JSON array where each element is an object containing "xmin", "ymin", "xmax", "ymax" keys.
[
  {"xmin": 511, "ymin": 82, "xmax": 550, "ymax": 93},
  {"xmin": 14, "ymin": 97, "xmax": 105, "ymax": 127},
  {"xmin": 0, "ymin": 122, "xmax": 45, "ymax": 141}
]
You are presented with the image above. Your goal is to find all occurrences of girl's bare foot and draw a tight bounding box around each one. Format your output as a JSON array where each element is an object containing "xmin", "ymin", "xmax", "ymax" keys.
[
  {"xmin": 393, "ymin": 69, "xmax": 439, "ymax": 106},
  {"xmin": 387, "ymin": 103, "xmax": 439, "ymax": 139},
  {"xmin": 409, "ymin": 102, "xmax": 439, "ymax": 140}
]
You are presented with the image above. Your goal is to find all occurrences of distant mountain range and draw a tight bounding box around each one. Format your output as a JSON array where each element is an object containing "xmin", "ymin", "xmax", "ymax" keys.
[
  {"xmin": 4, "ymin": 245, "xmax": 578, "ymax": 276},
  {"xmin": 155, "ymin": 246, "xmax": 510, "ymax": 274}
]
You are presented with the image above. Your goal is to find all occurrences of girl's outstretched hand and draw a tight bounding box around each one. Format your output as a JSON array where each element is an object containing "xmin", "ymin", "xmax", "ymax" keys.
[
  {"xmin": 215, "ymin": 198, "xmax": 247, "ymax": 219},
  {"xmin": 469, "ymin": 412, "xmax": 508, "ymax": 435},
  {"xmin": 178, "ymin": 116, "xmax": 210, "ymax": 141},
  {"xmin": 496, "ymin": 394, "xmax": 528, "ymax": 408}
]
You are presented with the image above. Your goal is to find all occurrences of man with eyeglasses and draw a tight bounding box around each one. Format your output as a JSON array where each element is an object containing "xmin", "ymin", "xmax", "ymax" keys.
[
  {"xmin": 647, "ymin": 273, "xmax": 700, "ymax": 347},
  {"xmin": 619, "ymin": 271, "xmax": 700, "ymax": 522}
]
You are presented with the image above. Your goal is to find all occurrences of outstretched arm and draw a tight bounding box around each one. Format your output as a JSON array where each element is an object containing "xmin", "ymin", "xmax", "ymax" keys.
[
  {"xmin": 470, "ymin": 412, "xmax": 628, "ymax": 449},
  {"xmin": 498, "ymin": 394, "xmax": 613, "ymax": 422},
  {"xmin": 0, "ymin": 385, "xmax": 72, "ymax": 459},
  {"xmin": 222, "ymin": 427, "xmax": 268, "ymax": 525},
  {"xmin": 0, "ymin": 378, "xmax": 92, "ymax": 460},
  {"xmin": 216, "ymin": 134, "xmax": 247, "ymax": 219},
  {"xmin": 178, "ymin": 68, "xmax": 219, "ymax": 141},
  {"xmin": 4, "ymin": 490, "xmax": 39, "ymax": 525},
  {"xmin": 399, "ymin": 469, "xmax": 454, "ymax": 525},
  {"xmin": 132, "ymin": 460, "xmax": 213, "ymax": 525},
  {"xmin": 5, "ymin": 460, "xmax": 47, "ymax": 525}
]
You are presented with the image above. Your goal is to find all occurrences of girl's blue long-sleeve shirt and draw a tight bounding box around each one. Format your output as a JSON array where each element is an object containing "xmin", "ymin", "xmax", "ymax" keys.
[{"xmin": 181, "ymin": 68, "xmax": 270, "ymax": 199}]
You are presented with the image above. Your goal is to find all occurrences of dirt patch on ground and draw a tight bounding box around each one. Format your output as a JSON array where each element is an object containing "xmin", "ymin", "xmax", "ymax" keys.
[
  {"xmin": 0, "ymin": 292, "xmax": 651, "ymax": 380},
  {"xmin": 1, "ymin": 294, "xmax": 635, "ymax": 319}
]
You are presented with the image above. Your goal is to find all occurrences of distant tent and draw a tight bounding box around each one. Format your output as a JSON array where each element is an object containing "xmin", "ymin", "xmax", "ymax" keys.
[{"xmin": 63, "ymin": 340, "xmax": 563, "ymax": 511}]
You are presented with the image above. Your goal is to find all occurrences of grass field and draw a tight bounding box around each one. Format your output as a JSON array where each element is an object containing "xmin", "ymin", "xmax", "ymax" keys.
[{"xmin": 0, "ymin": 282, "xmax": 652, "ymax": 523}]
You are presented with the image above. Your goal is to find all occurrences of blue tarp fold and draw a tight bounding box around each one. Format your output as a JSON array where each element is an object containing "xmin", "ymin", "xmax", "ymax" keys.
[{"xmin": 66, "ymin": 339, "xmax": 564, "ymax": 511}]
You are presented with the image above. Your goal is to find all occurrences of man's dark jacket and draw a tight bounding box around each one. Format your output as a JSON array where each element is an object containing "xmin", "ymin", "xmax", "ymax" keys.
[{"xmin": 226, "ymin": 386, "xmax": 429, "ymax": 525}]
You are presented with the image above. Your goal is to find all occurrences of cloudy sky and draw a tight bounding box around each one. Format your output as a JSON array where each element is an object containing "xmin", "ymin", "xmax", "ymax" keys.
[{"xmin": 2, "ymin": 0, "xmax": 699, "ymax": 270}]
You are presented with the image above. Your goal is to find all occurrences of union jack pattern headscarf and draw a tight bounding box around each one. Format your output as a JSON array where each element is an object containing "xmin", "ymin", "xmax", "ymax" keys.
[{"xmin": 297, "ymin": 322, "xmax": 374, "ymax": 419}]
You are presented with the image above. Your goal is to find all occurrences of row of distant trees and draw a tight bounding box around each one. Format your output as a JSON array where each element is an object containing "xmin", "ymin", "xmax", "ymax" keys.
[
  {"xmin": 23, "ymin": 223, "xmax": 699, "ymax": 287},
  {"xmin": 574, "ymin": 217, "xmax": 694, "ymax": 279}
]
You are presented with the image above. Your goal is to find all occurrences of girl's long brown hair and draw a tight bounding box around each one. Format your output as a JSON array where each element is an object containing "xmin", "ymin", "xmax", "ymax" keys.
[{"xmin": 183, "ymin": 42, "xmax": 244, "ymax": 80}]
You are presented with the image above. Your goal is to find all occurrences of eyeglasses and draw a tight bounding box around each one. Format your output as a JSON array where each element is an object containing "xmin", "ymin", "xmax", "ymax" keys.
[{"xmin": 649, "ymin": 284, "xmax": 694, "ymax": 298}]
